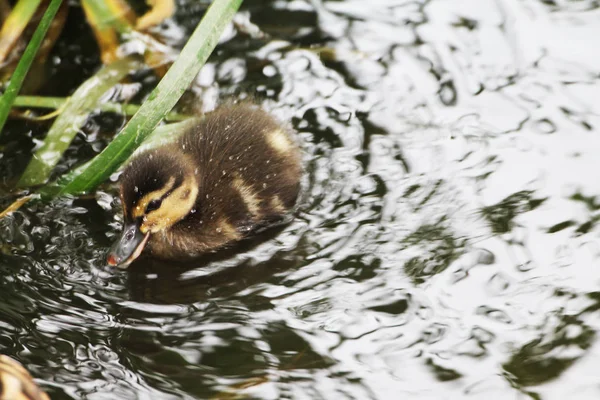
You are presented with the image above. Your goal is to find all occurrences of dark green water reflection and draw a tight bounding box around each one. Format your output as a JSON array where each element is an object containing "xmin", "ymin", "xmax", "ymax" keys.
[{"xmin": 2, "ymin": 0, "xmax": 600, "ymax": 398}]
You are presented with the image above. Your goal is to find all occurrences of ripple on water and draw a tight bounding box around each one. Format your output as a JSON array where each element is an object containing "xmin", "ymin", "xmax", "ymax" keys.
[{"xmin": 1, "ymin": 0, "xmax": 600, "ymax": 398}]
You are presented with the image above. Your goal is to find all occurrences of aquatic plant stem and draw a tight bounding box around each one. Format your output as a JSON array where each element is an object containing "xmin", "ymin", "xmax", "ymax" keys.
[
  {"xmin": 13, "ymin": 95, "xmax": 189, "ymax": 121},
  {"xmin": 0, "ymin": 194, "xmax": 39, "ymax": 218},
  {"xmin": 18, "ymin": 56, "xmax": 142, "ymax": 187},
  {"xmin": 0, "ymin": 0, "xmax": 63, "ymax": 135},
  {"xmin": 13, "ymin": 95, "xmax": 64, "ymax": 108},
  {"xmin": 81, "ymin": 0, "xmax": 133, "ymax": 35},
  {"xmin": 81, "ymin": 0, "xmax": 134, "ymax": 64},
  {"xmin": 44, "ymin": 0, "xmax": 243, "ymax": 197},
  {"xmin": 0, "ymin": 0, "xmax": 42, "ymax": 62},
  {"xmin": 136, "ymin": 0, "xmax": 175, "ymax": 30}
]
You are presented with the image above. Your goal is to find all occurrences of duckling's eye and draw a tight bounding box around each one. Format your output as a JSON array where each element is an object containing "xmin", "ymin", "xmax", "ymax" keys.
[{"xmin": 146, "ymin": 199, "xmax": 163, "ymax": 213}]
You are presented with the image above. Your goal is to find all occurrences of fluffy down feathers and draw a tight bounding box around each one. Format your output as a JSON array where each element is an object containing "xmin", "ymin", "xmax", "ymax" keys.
[{"xmin": 116, "ymin": 104, "xmax": 302, "ymax": 262}]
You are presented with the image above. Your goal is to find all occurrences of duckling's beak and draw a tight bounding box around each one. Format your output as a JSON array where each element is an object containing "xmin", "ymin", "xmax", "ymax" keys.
[{"xmin": 107, "ymin": 221, "xmax": 150, "ymax": 268}]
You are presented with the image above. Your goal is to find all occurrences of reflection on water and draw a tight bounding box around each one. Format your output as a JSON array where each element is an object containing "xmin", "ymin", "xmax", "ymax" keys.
[
  {"xmin": 126, "ymin": 225, "xmax": 299, "ymax": 304},
  {"xmin": 2, "ymin": 0, "xmax": 600, "ymax": 398}
]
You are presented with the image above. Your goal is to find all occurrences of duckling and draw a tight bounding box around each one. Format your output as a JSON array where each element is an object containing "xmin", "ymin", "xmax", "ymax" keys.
[
  {"xmin": 0, "ymin": 355, "xmax": 49, "ymax": 400},
  {"xmin": 107, "ymin": 104, "xmax": 302, "ymax": 268}
]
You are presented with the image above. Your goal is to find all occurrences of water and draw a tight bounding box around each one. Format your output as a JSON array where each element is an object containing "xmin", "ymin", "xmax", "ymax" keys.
[{"xmin": 1, "ymin": 0, "xmax": 600, "ymax": 398}]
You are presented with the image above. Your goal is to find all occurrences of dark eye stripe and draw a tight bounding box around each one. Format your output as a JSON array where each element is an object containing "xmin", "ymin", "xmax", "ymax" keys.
[
  {"xmin": 144, "ymin": 187, "xmax": 177, "ymax": 213},
  {"xmin": 146, "ymin": 199, "xmax": 162, "ymax": 213}
]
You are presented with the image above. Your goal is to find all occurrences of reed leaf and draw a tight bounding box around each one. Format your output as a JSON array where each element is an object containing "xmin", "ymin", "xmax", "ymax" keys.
[
  {"xmin": 43, "ymin": 0, "xmax": 243, "ymax": 197},
  {"xmin": 17, "ymin": 56, "xmax": 142, "ymax": 187},
  {"xmin": 81, "ymin": 0, "xmax": 132, "ymax": 35},
  {"xmin": 136, "ymin": 0, "xmax": 175, "ymax": 30},
  {"xmin": 81, "ymin": 0, "xmax": 134, "ymax": 64},
  {"xmin": 13, "ymin": 95, "xmax": 189, "ymax": 121},
  {"xmin": 0, "ymin": 0, "xmax": 62, "ymax": 135},
  {"xmin": 0, "ymin": 0, "xmax": 41, "ymax": 63}
]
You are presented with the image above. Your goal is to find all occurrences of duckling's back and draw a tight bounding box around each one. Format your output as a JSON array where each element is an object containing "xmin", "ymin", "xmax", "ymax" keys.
[{"xmin": 151, "ymin": 104, "xmax": 302, "ymax": 258}]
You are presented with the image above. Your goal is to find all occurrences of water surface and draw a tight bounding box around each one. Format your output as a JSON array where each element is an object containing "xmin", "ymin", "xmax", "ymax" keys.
[{"xmin": 1, "ymin": 0, "xmax": 600, "ymax": 399}]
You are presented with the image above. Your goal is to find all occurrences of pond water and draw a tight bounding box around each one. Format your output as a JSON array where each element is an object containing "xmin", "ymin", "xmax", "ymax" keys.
[{"xmin": 2, "ymin": 0, "xmax": 600, "ymax": 398}]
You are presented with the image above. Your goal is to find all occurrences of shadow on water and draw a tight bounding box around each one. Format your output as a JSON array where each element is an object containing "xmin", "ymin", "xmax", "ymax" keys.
[
  {"xmin": 118, "ymin": 228, "xmax": 338, "ymax": 399},
  {"xmin": 126, "ymin": 225, "xmax": 299, "ymax": 304}
]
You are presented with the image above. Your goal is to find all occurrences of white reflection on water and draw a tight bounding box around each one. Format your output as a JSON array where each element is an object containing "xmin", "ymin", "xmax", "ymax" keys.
[
  {"xmin": 2, "ymin": 0, "xmax": 600, "ymax": 399},
  {"xmin": 269, "ymin": 0, "xmax": 600, "ymax": 399}
]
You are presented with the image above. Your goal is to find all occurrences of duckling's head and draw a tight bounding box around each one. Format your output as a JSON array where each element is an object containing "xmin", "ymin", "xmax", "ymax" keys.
[{"xmin": 107, "ymin": 149, "xmax": 198, "ymax": 268}]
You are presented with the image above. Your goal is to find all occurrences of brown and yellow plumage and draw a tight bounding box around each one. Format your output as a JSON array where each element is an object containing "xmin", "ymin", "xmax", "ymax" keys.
[
  {"xmin": 108, "ymin": 104, "xmax": 302, "ymax": 267},
  {"xmin": 0, "ymin": 356, "xmax": 49, "ymax": 400}
]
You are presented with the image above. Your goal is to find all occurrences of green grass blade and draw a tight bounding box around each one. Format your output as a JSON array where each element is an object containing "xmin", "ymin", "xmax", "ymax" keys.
[
  {"xmin": 17, "ymin": 56, "xmax": 142, "ymax": 187},
  {"xmin": 13, "ymin": 95, "xmax": 64, "ymax": 109},
  {"xmin": 0, "ymin": 0, "xmax": 62, "ymax": 135},
  {"xmin": 46, "ymin": 0, "xmax": 243, "ymax": 197},
  {"xmin": 13, "ymin": 95, "xmax": 190, "ymax": 121}
]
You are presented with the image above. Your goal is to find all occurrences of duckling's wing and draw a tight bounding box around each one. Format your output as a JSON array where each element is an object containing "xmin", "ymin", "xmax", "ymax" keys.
[{"xmin": 236, "ymin": 212, "xmax": 295, "ymax": 236}]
